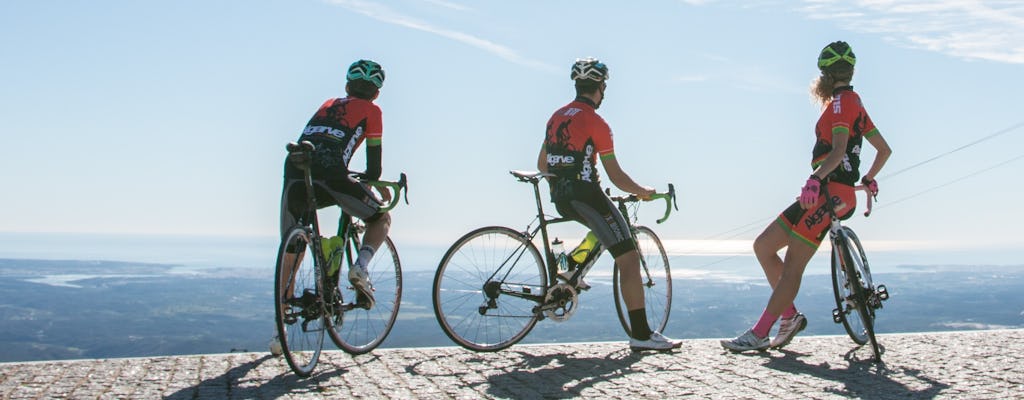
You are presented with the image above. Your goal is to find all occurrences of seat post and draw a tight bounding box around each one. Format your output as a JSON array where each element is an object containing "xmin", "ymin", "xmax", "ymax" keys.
[{"xmin": 531, "ymin": 179, "xmax": 547, "ymax": 223}]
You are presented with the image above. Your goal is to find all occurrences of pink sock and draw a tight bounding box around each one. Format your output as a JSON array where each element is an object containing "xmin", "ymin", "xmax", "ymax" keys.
[
  {"xmin": 752, "ymin": 310, "xmax": 779, "ymax": 338},
  {"xmin": 781, "ymin": 305, "xmax": 798, "ymax": 320}
]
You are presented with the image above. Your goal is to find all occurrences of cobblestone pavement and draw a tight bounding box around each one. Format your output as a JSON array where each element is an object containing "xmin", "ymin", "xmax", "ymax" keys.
[{"xmin": 1, "ymin": 330, "xmax": 1021, "ymax": 399}]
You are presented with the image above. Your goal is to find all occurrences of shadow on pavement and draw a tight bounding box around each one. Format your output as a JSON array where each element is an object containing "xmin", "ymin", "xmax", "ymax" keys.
[
  {"xmin": 481, "ymin": 348, "xmax": 644, "ymax": 399},
  {"xmin": 763, "ymin": 346, "xmax": 950, "ymax": 399},
  {"xmin": 162, "ymin": 354, "xmax": 346, "ymax": 399}
]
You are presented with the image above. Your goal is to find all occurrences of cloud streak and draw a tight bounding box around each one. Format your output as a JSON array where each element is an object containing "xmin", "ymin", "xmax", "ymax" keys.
[
  {"xmin": 796, "ymin": 0, "xmax": 1024, "ymax": 64},
  {"xmin": 326, "ymin": 0, "xmax": 557, "ymax": 72}
]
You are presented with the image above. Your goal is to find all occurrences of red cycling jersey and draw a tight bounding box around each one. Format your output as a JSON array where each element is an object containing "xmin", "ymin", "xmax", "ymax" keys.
[
  {"xmin": 543, "ymin": 98, "xmax": 615, "ymax": 184},
  {"xmin": 812, "ymin": 86, "xmax": 879, "ymax": 186},
  {"xmin": 293, "ymin": 97, "xmax": 383, "ymax": 180}
]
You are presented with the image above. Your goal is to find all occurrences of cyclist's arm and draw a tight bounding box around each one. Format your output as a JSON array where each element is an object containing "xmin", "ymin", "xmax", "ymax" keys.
[
  {"xmin": 812, "ymin": 131, "xmax": 849, "ymax": 181},
  {"xmin": 601, "ymin": 155, "xmax": 654, "ymax": 198},
  {"xmin": 365, "ymin": 143, "xmax": 382, "ymax": 181},
  {"xmin": 862, "ymin": 133, "xmax": 892, "ymax": 182}
]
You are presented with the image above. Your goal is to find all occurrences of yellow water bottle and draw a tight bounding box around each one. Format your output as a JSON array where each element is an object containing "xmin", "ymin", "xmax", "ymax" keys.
[
  {"xmin": 321, "ymin": 236, "xmax": 344, "ymax": 278},
  {"xmin": 570, "ymin": 232, "xmax": 598, "ymax": 265}
]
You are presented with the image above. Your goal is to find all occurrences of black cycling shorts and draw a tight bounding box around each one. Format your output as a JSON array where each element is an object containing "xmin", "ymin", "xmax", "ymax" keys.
[
  {"xmin": 551, "ymin": 179, "xmax": 636, "ymax": 257},
  {"xmin": 279, "ymin": 175, "xmax": 383, "ymax": 237}
]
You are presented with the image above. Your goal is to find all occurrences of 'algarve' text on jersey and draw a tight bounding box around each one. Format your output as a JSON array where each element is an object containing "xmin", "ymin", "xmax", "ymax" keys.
[
  {"xmin": 298, "ymin": 97, "xmax": 383, "ymax": 179},
  {"xmin": 543, "ymin": 99, "xmax": 614, "ymax": 183}
]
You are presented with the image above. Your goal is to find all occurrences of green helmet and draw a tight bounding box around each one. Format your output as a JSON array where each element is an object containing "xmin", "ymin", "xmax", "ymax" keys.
[
  {"xmin": 818, "ymin": 41, "xmax": 856, "ymax": 70},
  {"xmin": 346, "ymin": 59, "xmax": 385, "ymax": 88},
  {"xmin": 570, "ymin": 57, "xmax": 609, "ymax": 82}
]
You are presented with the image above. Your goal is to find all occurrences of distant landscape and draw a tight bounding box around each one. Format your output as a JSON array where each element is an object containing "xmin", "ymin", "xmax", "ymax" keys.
[{"xmin": 1, "ymin": 257, "xmax": 1022, "ymax": 362}]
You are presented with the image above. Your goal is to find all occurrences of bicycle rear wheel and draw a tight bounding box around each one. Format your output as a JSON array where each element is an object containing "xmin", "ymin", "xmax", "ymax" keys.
[
  {"xmin": 433, "ymin": 226, "xmax": 546, "ymax": 352},
  {"xmin": 613, "ymin": 226, "xmax": 672, "ymax": 337},
  {"xmin": 274, "ymin": 226, "xmax": 325, "ymax": 377},
  {"xmin": 831, "ymin": 227, "xmax": 881, "ymax": 359},
  {"xmin": 328, "ymin": 235, "xmax": 402, "ymax": 355}
]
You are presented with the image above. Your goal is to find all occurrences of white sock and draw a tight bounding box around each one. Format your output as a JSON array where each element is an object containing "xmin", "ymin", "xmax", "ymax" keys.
[{"xmin": 355, "ymin": 245, "xmax": 376, "ymax": 269}]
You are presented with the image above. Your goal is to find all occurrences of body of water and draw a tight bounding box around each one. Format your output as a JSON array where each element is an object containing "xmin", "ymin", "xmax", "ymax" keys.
[{"xmin": 0, "ymin": 232, "xmax": 1021, "ymax": 362}]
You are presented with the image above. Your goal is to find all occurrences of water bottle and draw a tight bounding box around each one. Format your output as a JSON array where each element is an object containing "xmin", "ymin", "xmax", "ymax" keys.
[
  {"xmin": 570, "ymin": 231, "xmax": 598, "ymax": 265},
  {"xmin": 551, "ymin": 238, "xmax": 568, "ymax": 271}
]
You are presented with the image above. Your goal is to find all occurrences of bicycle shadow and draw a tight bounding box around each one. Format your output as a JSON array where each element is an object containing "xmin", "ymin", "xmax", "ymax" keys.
[
  {"xmin": 162, "ymin": 354, "xmax": 346, "ymax": 400},
  {"xmin": 762, "ymin": 346, "xmax": 950, "ymax": 399},
  {"xmin": 401, "ymin": 347, "xmax": 648, "ymax": 399},
  {"xmin": 486, "ymin": 349, "xmax": 645, "ymax": 399}
]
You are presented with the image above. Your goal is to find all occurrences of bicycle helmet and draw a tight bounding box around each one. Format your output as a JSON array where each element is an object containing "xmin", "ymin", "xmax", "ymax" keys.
[
  {"xmin": 818, "ymin": 41, "xmax": 856, "ymax": 70},
  {"xmin": 570, "ymin": 57, "xmax": 609, "ymax": 82},
  {"xmin": 346, "ymin": 59, "xmax": 386, "ymax": 88}
]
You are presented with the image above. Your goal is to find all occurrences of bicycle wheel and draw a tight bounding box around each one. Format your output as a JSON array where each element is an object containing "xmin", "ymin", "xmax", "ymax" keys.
[
  {"xmin": 613, "ymin": 226, "xmax": 672, "ymax": 337},
  {"xmin": 831, "ymin": 227, "xmax": 880, "ymax": 359},
  {"xmin": 433, "ymin": 226, "xmax": 547, "ymax": 352},
  {"xmin": 274, "ymin": 226, "xmax": 325, "ymax": 377},
  {"xmin": 329, "ymin": 235, "xmax": 402, "ymax": 355}
]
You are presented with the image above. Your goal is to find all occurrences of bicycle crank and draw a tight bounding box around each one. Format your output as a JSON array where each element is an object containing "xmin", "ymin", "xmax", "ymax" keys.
[{"xmin": 540, "ymin": 283, "xmax": 579, "ymax": 322}]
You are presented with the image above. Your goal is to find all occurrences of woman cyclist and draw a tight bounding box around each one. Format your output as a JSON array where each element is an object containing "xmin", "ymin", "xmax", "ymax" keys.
[{"xmin": 721, "ymin": 41, "xmax": 893, "ymax": 352}]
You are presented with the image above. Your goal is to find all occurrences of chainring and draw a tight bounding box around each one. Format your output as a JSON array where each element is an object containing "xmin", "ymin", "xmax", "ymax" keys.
[{"xmin": 543, "ymin": 283, "xmax": 579, "ymax": 322}]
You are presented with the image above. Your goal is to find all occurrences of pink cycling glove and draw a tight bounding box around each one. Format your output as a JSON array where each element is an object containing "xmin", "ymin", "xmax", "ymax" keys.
[
  {"xmin": 861, "ymin": 177, "xmax": 879, "ymax": 196},
  {"xmin": 800, "ymin": 176, "xmax": 821, "ymax": 207}
]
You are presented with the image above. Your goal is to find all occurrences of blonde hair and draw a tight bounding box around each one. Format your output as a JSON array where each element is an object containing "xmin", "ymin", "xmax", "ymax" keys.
[{"xmin": 811, "ymin": 66, "xmax": 854, "ymax": 107}]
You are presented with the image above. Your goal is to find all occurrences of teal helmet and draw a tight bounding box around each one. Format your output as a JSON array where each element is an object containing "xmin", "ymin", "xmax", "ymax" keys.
[
  {"xmin": 818, "ymin": 41, "xmax": 856, "ymax": 70},
  {"xmin": 346, "ymin": 59, "xmax": 385, "ymax": 88},
  {"xmin": 570, "ymin": 57, "xmax": 609, "ymax": 81}
]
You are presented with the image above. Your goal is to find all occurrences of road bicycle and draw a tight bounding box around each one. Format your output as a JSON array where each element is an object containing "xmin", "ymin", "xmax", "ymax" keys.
[
  {"xmin": 825, "ymin": 183, "xmax": 890, "ymax": 362},
  {"xmin": 274, "ymin": 140, "xmax": 408, "ymax": 377},
  {"xmin": 432, "ymin": 170, "xmax": 677, "ymax": 352}
]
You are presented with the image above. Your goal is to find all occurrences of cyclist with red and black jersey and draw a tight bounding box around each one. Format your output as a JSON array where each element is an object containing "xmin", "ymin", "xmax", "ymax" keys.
[
  {"xmin": 537, "ymin": 58, "xmax": 681, "ymax": 351},
  {"xmin": 722, "ymin": 42, "xmax": 893, "ymax": 352},
  {"xmin": 280, "ymin": 59, "xmax": 391, "ymax": 308}
]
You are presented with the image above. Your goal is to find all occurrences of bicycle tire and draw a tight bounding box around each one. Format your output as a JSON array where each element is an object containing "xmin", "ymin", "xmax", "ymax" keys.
[
  {"xmin": 432, "ymin": 226, "xmax": 547, "ymax": 352},
  {"xmin": 274, "ymin": 226, "xmax": 325, "ymax": 377},
  {"xmin": 329, "ymin": 235, "xmax": 403, "ymax": 355},
  {"xmin": 612, "ymin": 226, "xmax": 672, "ymax": 337},
  {"xmin": 831, "ymin": 227, "xmax": 880, "ymax": 359}
]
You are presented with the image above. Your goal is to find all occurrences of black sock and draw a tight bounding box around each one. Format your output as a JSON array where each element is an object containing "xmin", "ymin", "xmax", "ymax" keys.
[{"xmin": 628, "ymin": 309, "xmax": 653, "ymax": 341}]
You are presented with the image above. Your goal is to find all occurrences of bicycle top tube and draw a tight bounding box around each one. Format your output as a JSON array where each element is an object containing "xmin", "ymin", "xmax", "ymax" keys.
[{"xmin": 286, "ymin": 141, "xmax": 410, "ymax": 214}]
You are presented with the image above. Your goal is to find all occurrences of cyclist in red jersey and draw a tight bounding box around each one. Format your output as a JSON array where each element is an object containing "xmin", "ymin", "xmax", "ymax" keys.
[
  {"xmin": 538, "ymin": 58, "xmax": 681, "ymax": 351},
  {"xmin": 722, "ymin": 42, "xmax": 892, "ymax": 352},
  {"xmin": 274, "ymin": 60, "xmax": 391, "ymax": 355}
]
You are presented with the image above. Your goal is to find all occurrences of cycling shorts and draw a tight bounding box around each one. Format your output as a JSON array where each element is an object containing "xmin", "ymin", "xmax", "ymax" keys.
[
  {"xmin": 776, "ymin": 182, "xmax": 856, "ymax": 248},
  {"xmin": 279, "ymin": 176, "xmax": 383, "ymax": 237},
  {"xmin": 551, "ymin": 180, "xmax": 637, "ymax": 257}
]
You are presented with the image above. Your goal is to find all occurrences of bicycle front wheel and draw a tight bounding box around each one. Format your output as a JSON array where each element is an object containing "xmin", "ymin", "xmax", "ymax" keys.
[
  {"xmin": 831, "ymin": 227, "xmax": 880, "ymax": 359},
  {"xmin": 329, "ymin": 235, "xmax": 402, "ymax": 355},
  {"xmin": 613, "ymin": 226, "xmax": 672, "ymax": 337},
  {"xmin": 274, "ymin": 226, "xmax": 324, "ymax": 377},
  {"xmin": 433, "ymin": 226, "xmax": 547, "ymax": 352}
]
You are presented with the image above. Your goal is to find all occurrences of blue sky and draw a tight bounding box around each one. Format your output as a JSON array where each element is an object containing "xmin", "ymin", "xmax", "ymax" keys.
[{"xmin": 2, "ymin": 1, "xmax": 1023, "ymax": 262}]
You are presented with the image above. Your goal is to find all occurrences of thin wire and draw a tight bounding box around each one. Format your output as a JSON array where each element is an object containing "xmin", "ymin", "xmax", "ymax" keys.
[
  {"xmin": 880, "ymin": 153, "xmax": 1024, "ymax": 209},
  {"xmin": 882, "ymin": 120, "xmax": 1024, "ymax": 180}
]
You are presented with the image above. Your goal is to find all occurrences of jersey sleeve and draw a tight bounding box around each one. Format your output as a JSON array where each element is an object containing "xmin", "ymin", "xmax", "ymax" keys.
[
  {"xmin": 592, "ymin": 114, "xmax": 615, "ymax": 159},
  {"xmin": 365, "ymin": 104, "xmax": 383, "ymax": 146}
]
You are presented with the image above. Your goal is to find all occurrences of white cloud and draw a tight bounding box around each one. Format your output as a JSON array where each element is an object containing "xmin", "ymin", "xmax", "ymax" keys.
[
  {"xmin": 326, "ymin": 0, "xmax": 557, "ymax": 72},
  {"xmin": 797, "ymin": 0, "xmax": 1024, "ymax": 64},
  {"xmin": 420, "ymin": 0, "xmax": 471, "ymax": 12}
]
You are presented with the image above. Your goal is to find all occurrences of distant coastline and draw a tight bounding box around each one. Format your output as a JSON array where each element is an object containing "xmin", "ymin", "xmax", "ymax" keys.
[{"xmin": 1, "ymin": 256, "xmax": 1022, "ymax": 362}]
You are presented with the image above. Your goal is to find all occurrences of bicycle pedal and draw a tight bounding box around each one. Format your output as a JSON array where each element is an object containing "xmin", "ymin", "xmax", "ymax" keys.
[
  {"xmin": 876, "ymin": 284, "xmax": 890, "ymax": 300},
  {"xmin": 831, "ymin": 308, "xmax": 843, "ymax": 323}
]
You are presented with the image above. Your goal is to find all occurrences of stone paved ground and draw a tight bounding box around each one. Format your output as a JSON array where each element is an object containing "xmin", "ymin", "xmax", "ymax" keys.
[{"xmin": 1, "ymin": 330, "xmax": 1021, "ymax": 399}]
